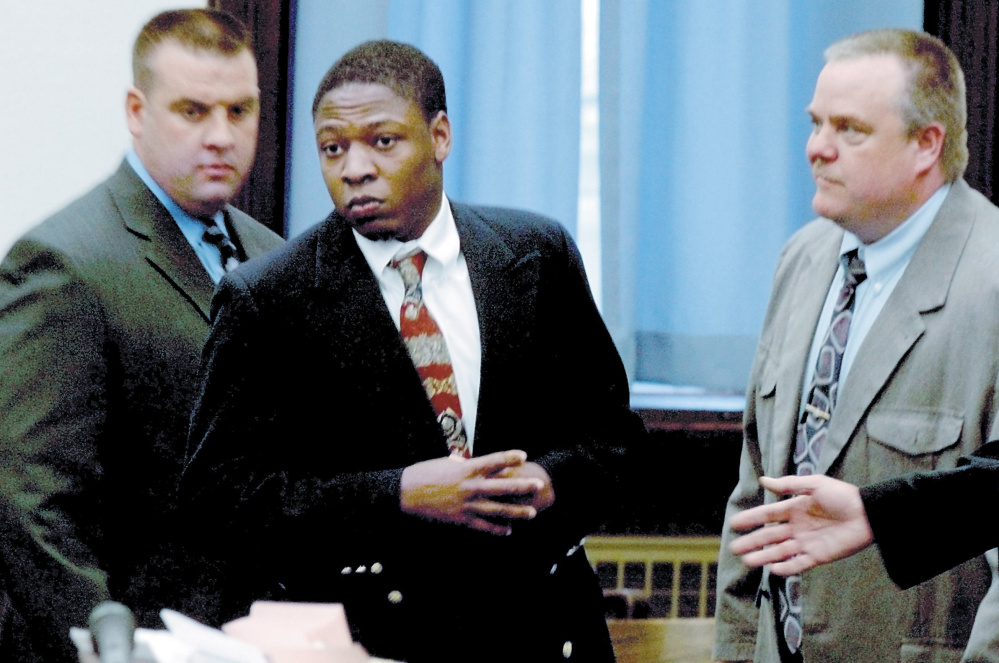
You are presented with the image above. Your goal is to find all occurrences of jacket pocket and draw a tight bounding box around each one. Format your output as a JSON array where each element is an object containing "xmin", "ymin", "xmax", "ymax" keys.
[
  {"xmin": 900, "ymin": 643, "xmax": 964, "ymax": 663},
  {"xmin": 866, "ymin": 408, "xmax": 963, "ymax": 479},
  {"xmin": 752, "ymin": 362, "xmax": 780, "ymax": 477}
]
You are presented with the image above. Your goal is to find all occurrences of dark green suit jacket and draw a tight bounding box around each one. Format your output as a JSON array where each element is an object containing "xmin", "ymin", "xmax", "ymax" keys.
[{"xmin": 0, "ymin": 160, "xmax": 283, "ymax": 661}]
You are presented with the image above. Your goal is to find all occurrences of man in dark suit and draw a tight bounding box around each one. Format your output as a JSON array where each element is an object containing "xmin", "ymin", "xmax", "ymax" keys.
[
  {"xmin": 0, "ymin": 10, "xmax": 283, "ymax": 661},
  {"xmin": 727, "ymin": 441, "xmax": 999, "ymax": 592},
  {"xmin": 713, "ymin": 29, "xmax": 999, "ymax": 663},
  {"xmin": 181, "ymin": 40, "xmax": 644, "ymax": 663}
]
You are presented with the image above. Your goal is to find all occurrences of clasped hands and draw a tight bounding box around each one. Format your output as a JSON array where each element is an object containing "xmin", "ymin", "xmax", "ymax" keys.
[{"xmin": 400, "ymin": 450, "xmax": 554, "ymax": 535}]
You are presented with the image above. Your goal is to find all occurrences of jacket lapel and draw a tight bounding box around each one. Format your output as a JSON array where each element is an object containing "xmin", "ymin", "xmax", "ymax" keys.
[
  {"xmin": 769, "ymin": 240, "xmax": 841, "ymax": 477},
  {"xmin": 107, "ymin": 161, "xmax": 215, "ymax": 321},
  {"xmin": 817, "ymin": 182, "xmax": 974, "ymax": 474},
  {"xmin": 224, "ymin": 207, "xmax": 277, "ymax": 259},
  {"xmin": 452, "ymin": 204, "xmax": 540, "ymax": 454},
  {"xmin": 312, "ymin": 217, "xmax": 447, "ymax": 459},
  {"xmin": 312, "ymin": 216, "xmax": 403, "ymax": 348}
]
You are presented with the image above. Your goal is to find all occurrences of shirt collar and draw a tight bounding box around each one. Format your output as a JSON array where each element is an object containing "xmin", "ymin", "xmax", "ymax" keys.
[
  {"xmin": 353, "ymin": 193, "xmax": 459, "ymax": 274},
  {"xmin": 125, "ymin": 149, "xmax": 226, "ymax": 230},
  {"xmin": 839, "ymin": 182, "xmax": 951, "ymax": 278}
]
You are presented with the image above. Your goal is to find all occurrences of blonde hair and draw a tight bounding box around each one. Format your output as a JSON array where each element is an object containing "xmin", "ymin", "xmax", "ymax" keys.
[
  {"xmin": 133, "ymin": 9, "xmax": 253, "ymax": 93},
  {"xmin": 825, "ymin": 29, "xmax": 968, "ymax": 182}
]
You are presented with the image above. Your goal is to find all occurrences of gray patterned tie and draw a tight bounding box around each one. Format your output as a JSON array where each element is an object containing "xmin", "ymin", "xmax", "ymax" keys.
[{"xmin": 774, "ymin": 249, "xmax": 866, "ymax": 661}]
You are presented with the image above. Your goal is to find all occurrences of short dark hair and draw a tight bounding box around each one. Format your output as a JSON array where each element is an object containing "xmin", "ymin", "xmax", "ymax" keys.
[
  {"xmin": 312, "ymin": 40, "xmax": 447, "ymax": 122},
  {"xmin": 133, "ymin": 9, "xmax": 254, "ymax": 92},
  {"xmin": 825, "ymin": 29, "xmax": 967, "ymax": 182}
]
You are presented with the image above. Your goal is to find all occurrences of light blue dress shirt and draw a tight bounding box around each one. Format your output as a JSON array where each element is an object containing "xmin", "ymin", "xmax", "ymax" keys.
[
  {"xmin": 125, "ymin": 150, "xmax": 234, "ymax": 284},
  {"xmin": 800, "ymin": 183, "xmax": 951, "ymax": 409}
]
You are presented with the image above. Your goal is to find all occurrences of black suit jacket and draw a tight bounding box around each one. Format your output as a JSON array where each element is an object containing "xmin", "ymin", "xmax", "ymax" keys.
[
  {"xmin": 862, "ymin": 440, "xmax": 999, "ymax": 589},
  {"xmin": 0, "ymin": 160, "xmax": 283, "ymax": 661},
  {"xmin": 182, "ymin": 203, "xmax": 645, "ymax": 663}
]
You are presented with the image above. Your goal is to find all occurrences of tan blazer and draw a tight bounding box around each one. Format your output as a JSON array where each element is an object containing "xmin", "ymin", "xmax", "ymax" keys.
[{"xmin": 714, "ymin": 179, "xmax": 999, "ymax": 663}]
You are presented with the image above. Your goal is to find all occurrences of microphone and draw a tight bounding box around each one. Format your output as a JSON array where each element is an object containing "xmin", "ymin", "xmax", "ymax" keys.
[{"xmin": 88, "ymin": 601, "xmax": 135, "ymax": 663}]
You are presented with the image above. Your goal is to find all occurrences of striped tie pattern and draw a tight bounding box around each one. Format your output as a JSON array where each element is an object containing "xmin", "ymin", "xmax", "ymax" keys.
[
  {"xmin": 392, "ymin": 250, "xmax": 470, "ymax": 458},
  {"xmin": 202, "ymin": 222, "xmax": 241, "ymax": 272}
]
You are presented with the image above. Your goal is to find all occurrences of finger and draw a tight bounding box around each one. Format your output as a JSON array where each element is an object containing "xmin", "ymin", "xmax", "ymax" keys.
[
  {"xmin": 729, "ymin": 501, "xmax": 794, "ymax": 530},
  {"xmin": 759, "ymin": 475, "xmax": 820, "ymax": 496},
  {"xmin": 468, "ymin": 449, "xmax": 528, "ymax": 476},
  {"xmin": 729, "ymin": 523, "xmax": 795, "ymax": 554},
  {"xmin": 463, "ymin": 515, "xmax": 513, "ymax": 536},
  {"xmin": 738, "ymin": 538, "xmax": 802, "ymax": 568},
  {"xmin": 464, "ymin": 477, "xmax": 544, "ymax": 496},
  {"xmin": 469, "ymin": 499, "xmax": 538, "ymax": 521}
]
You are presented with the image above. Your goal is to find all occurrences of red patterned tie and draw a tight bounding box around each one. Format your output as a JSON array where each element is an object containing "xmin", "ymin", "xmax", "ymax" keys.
[{"xmin": 392, "ymin": 250, "xmax": 470, "ymax": 458}]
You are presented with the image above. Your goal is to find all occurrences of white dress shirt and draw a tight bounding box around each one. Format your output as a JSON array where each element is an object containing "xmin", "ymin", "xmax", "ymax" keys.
[
  {"xmin": 800, "ymin": 183, "xmax": 951, "ymax": 408},
  {"xmin": 353, "ymin": 193, "xmax": 482, "ymax": 452}
]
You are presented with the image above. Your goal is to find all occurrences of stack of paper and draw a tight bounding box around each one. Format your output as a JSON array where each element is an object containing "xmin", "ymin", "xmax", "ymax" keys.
[{"xmin": 73, "ymin": 602, "xmax": 399, "ymax": 663}]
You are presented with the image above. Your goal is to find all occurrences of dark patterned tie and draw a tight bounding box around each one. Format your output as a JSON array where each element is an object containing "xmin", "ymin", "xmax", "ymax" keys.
[
  {"xmin": 773, "ymin": 249, "xmax": 867, "ymax": 662},
  {"xmin": 202, "ymin": 221, "xmax": 241, "ymax": 273},
  {"xmin": 392, "ymin": 250, "xmax": 470, "ymax": 458}
]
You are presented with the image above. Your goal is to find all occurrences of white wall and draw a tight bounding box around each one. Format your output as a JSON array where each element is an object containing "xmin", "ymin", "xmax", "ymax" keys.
[{"xmin": 0, "ymin": 1, "xmax": 203, "ymax": 258}]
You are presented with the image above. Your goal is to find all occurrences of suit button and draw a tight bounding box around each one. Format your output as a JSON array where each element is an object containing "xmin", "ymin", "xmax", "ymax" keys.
[
  {"xmin": 388, "ymin": 590, "xmax": 403, "ymax": 604},
  {"xmin": 371, "ymin": 562, "xmax": 383, "ymax": 574},
  {"xmin": 562, "ymin": 641, "xmax": 572, "ymax": 658}
]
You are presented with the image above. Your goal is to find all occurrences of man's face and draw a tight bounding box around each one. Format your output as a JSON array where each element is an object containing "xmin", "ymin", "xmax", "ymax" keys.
[
  {"xmin": 806, "ymin": 54, "xmax": 926, "ymax": 242},
  {"xmin": 313, "ymin": 82, "xmax": 452, "ymax": 242},
  {"xmin": 127, "ymin": 40, "xmax": 259, "ymax": 218}
]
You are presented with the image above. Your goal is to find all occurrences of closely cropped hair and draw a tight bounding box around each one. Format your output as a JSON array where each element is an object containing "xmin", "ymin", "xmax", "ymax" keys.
[
  {"xmin": 312, "ymin": 40, "xmax": 447, "ymax": 122},
  {"xmin": 133, "ymin": 9, "xmax": 253, "ymax": 92},
  {"xmin": 825, "ymin": 29, "xmax": 968, "ymax": 182}
]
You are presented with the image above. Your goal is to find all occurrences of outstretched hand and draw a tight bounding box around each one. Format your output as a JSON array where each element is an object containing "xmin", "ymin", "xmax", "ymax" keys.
[
  {"xmin": 400, "ymin": 450, "xmax": 547, "ymax": 535},
  {"xmin": 728, "ymin": 475, "xmax": 874, "ymax": 575}
]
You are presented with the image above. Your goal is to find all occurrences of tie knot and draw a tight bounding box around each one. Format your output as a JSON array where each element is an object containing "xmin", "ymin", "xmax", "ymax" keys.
[
  {"xmin": 202, "ymin": 224, "xmax": 235, "ymax": 256},
  {"xmin": 202, "ymin": 221, "xmax": 241, "ymax": 272},
  {"xmin": 840, "ymin": 249, "xmax": 867, "ymax": 288},
  {"xmin": 392, "ymin": 250, "xmax": 428, "ymax": 289}
]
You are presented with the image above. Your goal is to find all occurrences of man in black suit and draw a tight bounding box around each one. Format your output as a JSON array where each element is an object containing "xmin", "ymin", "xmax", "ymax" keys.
[
  {"xmin": 0, "ymin": 10, "xmax": 282, "ymax": 661},
  {"xmin": 182, "ymin": 40, "xmax": 644, "ymax": 662},
  {"xmin": 727, "ymin": 441, "xmax": 999, "ymax": 591}
]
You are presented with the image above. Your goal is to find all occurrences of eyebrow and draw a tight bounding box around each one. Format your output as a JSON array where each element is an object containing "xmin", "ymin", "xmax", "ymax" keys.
[
  {"xmin": 169, "ymin": 96, "xmax": 259, "ymax": 110},
  {"xmin": 232, "ymin": 97, "xmax": 259, "ymax": 109},
  {"xmin": 170, "ymin": 99, "xmax": 207, "ymax": 111},
  {"xmin": 315, "ymin": 118, "xmax": 405, "ymax": 134},
  {"xmin": 807, "ymin": 108, "xmax": 868, "ymax": 126}
]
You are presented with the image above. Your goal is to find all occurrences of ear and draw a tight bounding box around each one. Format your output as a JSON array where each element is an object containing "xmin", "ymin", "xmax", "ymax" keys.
[
  {"xmin": 125, "ymin": 87, "xmax": 146, "ymax": 139},
  {"xmin": 912, "ymin": 122, "xmax": 945, "ymax": 175},
  {"xmin": 429, "ymin": 111, "xmax": 452, "ymax": 165}
]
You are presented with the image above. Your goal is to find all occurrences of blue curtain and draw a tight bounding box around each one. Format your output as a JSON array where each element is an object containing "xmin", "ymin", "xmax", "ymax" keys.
[
  {"xmin": 287, "ymin": 0, "xmax": 924, "ymax": 396},
  {"xmin": 601, "ymin": 0, "xmax": 923, "ymax": 391},
  {"xmin": 287, "ymin": 0, "xmax": 582, "ymax": 238}
]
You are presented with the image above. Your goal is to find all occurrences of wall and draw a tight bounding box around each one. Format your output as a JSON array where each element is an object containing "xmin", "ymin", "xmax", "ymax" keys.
[{"xmin": 0, "ymin": 1, "xmax": 203, "ymax": 258}]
